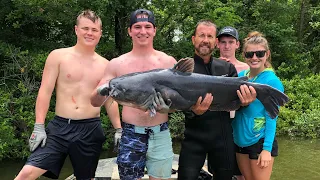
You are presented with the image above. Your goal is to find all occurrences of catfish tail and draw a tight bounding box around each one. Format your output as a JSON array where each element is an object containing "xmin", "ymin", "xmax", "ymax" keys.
[{"xmin": 254, "ymin": 84, "xmax": 289, "ymax": 119}]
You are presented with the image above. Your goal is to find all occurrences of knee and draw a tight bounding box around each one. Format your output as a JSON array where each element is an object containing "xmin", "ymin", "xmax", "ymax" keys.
[
  {"xmin": 15, "ymin": 166, "xmax": 34, "ymax": 180},
  {"xmin": 15, "ymin": 165, "xmax": 43, "ymax": 180}
]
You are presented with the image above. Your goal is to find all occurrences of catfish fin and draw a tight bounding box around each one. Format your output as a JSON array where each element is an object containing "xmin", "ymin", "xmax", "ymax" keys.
[
  {"xmin": 172, "ymin": 57, "xmax": 194, "ymax": 73},
  {"xmin": 255, "ymin": 85, "xmax": 289, "ymax": 119}
]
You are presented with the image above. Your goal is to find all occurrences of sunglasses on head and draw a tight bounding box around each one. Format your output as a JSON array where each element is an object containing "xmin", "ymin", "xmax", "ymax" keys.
[{"xmin": 244, "ymin": 50, "xmax": 266, "ymax": 58}]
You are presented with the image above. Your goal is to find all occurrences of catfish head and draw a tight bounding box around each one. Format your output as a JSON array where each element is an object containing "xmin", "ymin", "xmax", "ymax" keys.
[{"xmin": 107, "ymin": 73, "xmax": 156, "ymax": 110}]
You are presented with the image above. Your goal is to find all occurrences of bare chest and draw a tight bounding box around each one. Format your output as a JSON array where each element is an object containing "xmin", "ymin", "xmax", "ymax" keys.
[
  {"xmin": 58, "ymin": 59, "xmax": 105, "ymax": 87},
  {"xmin": 117, "ymin": 59, "xmax": 164, "ymax": 76}
]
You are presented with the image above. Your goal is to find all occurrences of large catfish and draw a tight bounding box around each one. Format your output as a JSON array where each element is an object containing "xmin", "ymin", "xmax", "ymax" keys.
[{"xmin": 99, "ymin": 58, "xmax": 289, "ymax": 119}]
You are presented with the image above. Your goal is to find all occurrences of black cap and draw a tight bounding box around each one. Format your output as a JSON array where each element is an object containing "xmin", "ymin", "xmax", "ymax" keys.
[
  {"xmin": 217, "ymin": 26, "xmax": 239, "ymax": 40},
  {"xmin": 130, "ymin": 9, "xmax": 155, "ymax": 27}
]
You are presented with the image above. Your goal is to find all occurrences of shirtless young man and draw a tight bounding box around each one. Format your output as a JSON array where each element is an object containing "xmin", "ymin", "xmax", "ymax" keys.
[
  {"xmin": 216, "ymin": 26, "xmax": 249, "ymax": 180},
  {"xmin": 15, "ymin": 10, "xmax": 107, "ymax": 180},
  {"xmin": 217, "ymin": 26, "xmax": 250, "ymax": 120},
  {"xmin": 217, "ymin": 26, "xmax": 249, "ymax": 72},
  {"xmin": 91, "ymin": 9, "xmax": 176, "ymax": 180}
]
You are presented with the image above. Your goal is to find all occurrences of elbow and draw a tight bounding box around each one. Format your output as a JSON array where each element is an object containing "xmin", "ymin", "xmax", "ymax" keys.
[
  {"xmin": 90, "ymin": 97, "xmax": 102, "ymax": 107},
  {"xmin": 90, "ymin": 93, "xmax": 102, "ymax": 107},
  {"xmin": 91, "ymin": 100, "xmax": 101, "ymax": 107}
]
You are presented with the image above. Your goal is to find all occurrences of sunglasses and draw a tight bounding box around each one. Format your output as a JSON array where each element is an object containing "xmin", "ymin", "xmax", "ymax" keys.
[{"xmin": 244, "ymin": 50, "xmax": 266, "ymax": 58}]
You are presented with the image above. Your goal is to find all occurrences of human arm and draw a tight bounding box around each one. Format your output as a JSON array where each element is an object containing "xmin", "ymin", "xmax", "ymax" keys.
[
  {"xmin": 262, "ymin": 79, "xmax": 284, "ymax": 152},
  {"xmin": 104, "ymin": 98, "xmax": 122, "ymax": 151},
  {"xmin": 29, "ymin": 50, "xmax": 60, "ymax": 151},
  {"xmin": 91, "ymin": 59, "xmax": 117, "ymax": 107},
  {"xmin": 235, "ymin": 69, "xmax": 257, "ymax": 107},
  {"xmin": 191, "ymin": 93, "xmax": 213, "ymax": 115},
  {"xmin": 257, "ymin": 113, "xmax": 276, "ymax": 168},
  {"xmin": 257, "ymin": 150, "xmax": 272, "ymax": 168},
  {"xmin": 237, "ymin": 85, "xmax": 257, "ymax": 106},
  {"xmin": 96, "ymin": 58, "xmax": 122, "ymax": 150},
  {"xmin": 257, "ymin": 110, "xmax": 276, "ymax": 168},
  {"xmin": 105, "ymin": 98, "xmax": 122, "ymax": 129},
  {"xmin": 257, "ymin": 78, "xmax": 284, "ymax": 168},
  {"xmin": 190, "ymin": 86, "xmax": 255, "ymax": 115},
  {"xmin": 219, "ymin": 56, "xmax": 230, "ymax": 62}
]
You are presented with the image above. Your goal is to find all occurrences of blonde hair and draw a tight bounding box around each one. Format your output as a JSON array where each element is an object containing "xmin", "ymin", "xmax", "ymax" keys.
[
  {"xmin": 76, "ymin": 10, "xmax": 102, "ymax": 28},
  {"xmin": 243, "ymin": 31, "xmax": 272, "ymax": 68}
]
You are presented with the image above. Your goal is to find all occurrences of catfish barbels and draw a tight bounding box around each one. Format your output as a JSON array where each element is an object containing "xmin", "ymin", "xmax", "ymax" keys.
[{"xmin": 98, "ymin": 58, "xmax": 289, "ymax": 119}]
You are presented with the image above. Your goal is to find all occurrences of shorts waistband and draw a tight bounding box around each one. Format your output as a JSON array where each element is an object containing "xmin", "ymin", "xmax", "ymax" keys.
[
  {"xmin": 122, "ymin": 122, "xmax": 169, "ymax": 134},
  {"xmin": 54, "ymin": 115, "xmax": 100, "ymax": 124}
]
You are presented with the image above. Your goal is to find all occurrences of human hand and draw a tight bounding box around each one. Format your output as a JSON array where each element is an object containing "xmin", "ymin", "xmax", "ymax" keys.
[
  {"xmin": 219, "ymin": 57, "xmax": 230, "ymax": 62},
  {"xmin": 257, "ymin": 150, "xmax": 272, "ymax": 168},
  {"xmin": 153, "ymin": 92, "xmax": 172, "ymax": 113},
  {"xmin": 114, "ymin": 128, "xmax": 122, "ymax": 152},
  {"xmin": 237, "ymin": 85, "xmax": 256, "ymax": 106},
  {"xmin": 191, "ymin": 93, "xmax": 213, "ymax": 115},
  {"xmin": 29, "ymin": 123, "xmax": 47, "ymax": 152}
]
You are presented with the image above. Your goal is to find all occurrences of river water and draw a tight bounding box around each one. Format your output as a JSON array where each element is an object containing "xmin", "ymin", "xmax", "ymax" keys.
[{"xmin": 1, "ymin": 137, "xmax": 320, "ymax": 180}]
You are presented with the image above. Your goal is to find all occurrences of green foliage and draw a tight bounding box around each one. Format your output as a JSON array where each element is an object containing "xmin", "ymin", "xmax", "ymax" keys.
[
  {"xmin": 276, "ymin": 52, "xmax": 313, "ymax": 79},
  {"xmin": 308, "ymin": 5, "xmax": 320, "ymax": 73},
  {"xmin": 0, "ymin": 88, "xmax": 36, "ymax": 160},
  {"xmin": 150, "ymin": 0, "xmax": 242, "ymax": 58},
  {"xmin": 168, "ymin": 112, "xmax": 185, "ymax": 140},
  {"xmin": 100, "ymin": 108, "xmax": 114, "ymax": 149},
  {"xmin": 277, "ymin": 74, "xmax": 320, "ymax": 138},
  {"xmin": 0, "ymin": 92, "xmax": 18, "ymax": 160}
]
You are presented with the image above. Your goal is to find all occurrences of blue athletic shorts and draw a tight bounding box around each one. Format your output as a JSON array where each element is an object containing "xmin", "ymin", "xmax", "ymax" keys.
[
  {"xmin": 26, "ymin": 116, "xmax": 106, "ymax": 179},
  {"xmin": 117, "ymin": 122, "xmax": 174, "ymax": 180}
]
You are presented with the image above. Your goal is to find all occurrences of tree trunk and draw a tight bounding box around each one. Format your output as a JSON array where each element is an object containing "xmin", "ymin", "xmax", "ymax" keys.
[
  {"xmin": 114, "ymin": 10, "xmax": 123, "ymax": 55},
  {"xmin": 298, "ymin": 0, "xmax": 307, "ymax": 42}
]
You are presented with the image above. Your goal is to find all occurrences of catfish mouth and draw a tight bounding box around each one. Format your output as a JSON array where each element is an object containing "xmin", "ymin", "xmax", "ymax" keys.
[
  {"xmin": 109, "ymin": 88, "xmax": 118, "ymax": 98},
  {"xmin": 97, "ymin": 84, "xmax": 111, "ymax": 96}
]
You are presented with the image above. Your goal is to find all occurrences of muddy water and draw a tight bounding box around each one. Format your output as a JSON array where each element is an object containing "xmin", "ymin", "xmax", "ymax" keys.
[{"xmin": 1, "ymin": 137, "xmax": 320, "ymax": 180}]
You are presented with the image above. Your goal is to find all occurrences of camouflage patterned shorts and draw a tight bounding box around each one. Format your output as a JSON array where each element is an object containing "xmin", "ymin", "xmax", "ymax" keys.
[{"xmin": 117, "ymin": 122, "xmax": 173, "ymax": 180}]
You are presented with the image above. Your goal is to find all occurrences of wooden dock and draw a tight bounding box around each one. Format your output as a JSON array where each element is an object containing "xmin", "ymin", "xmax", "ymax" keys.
[{"xmin": 65, "ymin": 154, "xmax": 211, "ymax": 180}]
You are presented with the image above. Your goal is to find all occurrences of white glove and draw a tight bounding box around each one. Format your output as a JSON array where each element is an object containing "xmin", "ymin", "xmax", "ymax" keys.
[
  {"xmin": 114, "ymin": 128, "xmax": 122, "ymax": 152},
  {"xmin": 29, "ymin": 123, "xmax": 47, "ymax": 152}
]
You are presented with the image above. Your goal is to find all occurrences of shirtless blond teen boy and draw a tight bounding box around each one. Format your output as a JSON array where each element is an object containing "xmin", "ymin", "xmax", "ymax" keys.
[{"xmin": 15, "ymin": 10, "xmax": 107, "ymax": 180}]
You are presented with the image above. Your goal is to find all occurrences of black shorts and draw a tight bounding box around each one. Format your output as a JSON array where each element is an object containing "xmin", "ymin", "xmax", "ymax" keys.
[
  {"xmin": 235, "ymin": 138, "xmax": 278, "ymax": 159},
  {"xmin": 26, "ymin": 116, "xmax": 106, "ymax": 179}
]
